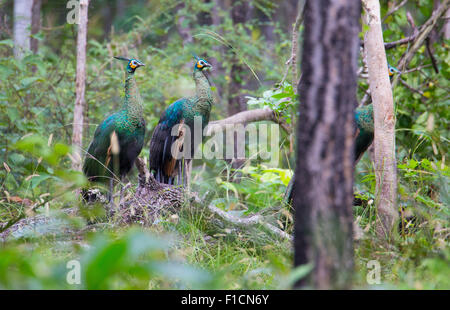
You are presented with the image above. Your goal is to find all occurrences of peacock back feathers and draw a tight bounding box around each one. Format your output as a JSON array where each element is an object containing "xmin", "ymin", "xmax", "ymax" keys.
[{"xmin": 149, "ymin": 56, "xmax": 213, "ymax": 184}]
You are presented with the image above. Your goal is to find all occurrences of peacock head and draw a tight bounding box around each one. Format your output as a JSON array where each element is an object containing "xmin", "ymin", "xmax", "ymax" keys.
[
  {"xmin": 114, "ymin": 56, "xmax": 145, "ymax": 74},
  {"xmin": 192, "ymin": 54, "xmax": 212, "ymax": 72},
  {"xmin": 388, "ymin": 63, "xmax": 400, "ymax": 77}
]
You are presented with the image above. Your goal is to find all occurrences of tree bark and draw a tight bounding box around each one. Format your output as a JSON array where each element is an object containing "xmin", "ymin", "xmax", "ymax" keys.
[
  {"xmin": 294, "ymin": 0, "xmax": 359, "ymax": 289},
  {"xmin": 175, "ymin": 2, "xmax": 193, "ymax": 47},
  {"xmin": 207, "ymin": 108, "xmax": 291, "ymax": 135},
  {"xmin": 13, "ymin": 0, "xmax": 32, "ymax": 59},
  {"xmin": 444, "ymin": 8, "xmax": 450, "ymax": 39},
  {"xmin": 227, "ymin": 0, "xmax": 253, "ymax": 174},
  {"xmin": 362, "ymin": 0, "xmax": 398, "ymax": 238},
  {"xmin": 71, "ymin": 0, "xmax": 90, "ymax": 171},
  {"xmin": 30, "ymin": 0, "xmax": 41, "ymax": 54}
]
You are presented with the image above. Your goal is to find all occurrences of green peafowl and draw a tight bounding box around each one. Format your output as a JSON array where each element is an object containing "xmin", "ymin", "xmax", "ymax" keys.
[
  {"xmin": 83, "ymin": 57, "xmax": 146, "ymax": 201},
  {"xmin": 149, "ymin": 55, "xmax": 213, "ymax": 185},
  {"xmin": 284, "ymin": 63, "xmax": 399, "ymax": 204}
]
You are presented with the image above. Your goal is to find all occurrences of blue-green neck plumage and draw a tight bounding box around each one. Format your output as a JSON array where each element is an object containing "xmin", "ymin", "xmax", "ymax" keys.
[
  {"xmin": 354, "ymin": 104, "xmax": 374, "ymax": 162},
  {"xmin": 82, "ymin": 62, "xmax": 146, "ymax": 188},
  {"xmin": 122, "ymin": 70, "xmax": 143, "ymax": 126},
  {"xmin": 189, "ymin": 70, "xmax": 213, "ymax": 125}
]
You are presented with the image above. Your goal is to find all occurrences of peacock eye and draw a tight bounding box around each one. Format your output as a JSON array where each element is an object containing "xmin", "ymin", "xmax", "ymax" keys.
[{"xmin": 199, "ymin": 61, "xmax": 205, "ymax": 66}]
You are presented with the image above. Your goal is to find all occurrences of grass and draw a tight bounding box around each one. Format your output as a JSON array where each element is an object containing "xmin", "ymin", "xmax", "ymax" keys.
[{"xmin": 0, "ymin": 149, "xmax": 448, "ymax": 289}]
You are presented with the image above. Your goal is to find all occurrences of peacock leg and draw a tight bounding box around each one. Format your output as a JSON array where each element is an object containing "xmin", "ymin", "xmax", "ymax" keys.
[
  {"xmin": 119, "ymin": 175, "xmax": 126, "ymax": 205},
  {"xmin": 185, "ymin": 159, "xmax": 192, "ymax": 190},
  {"xmin": 177, "ymin": 161, "xmax": 182, "ymax": 185},
  {"xmin": 106, "ymin": 178, "xmax": 115, "ymax": 217}
]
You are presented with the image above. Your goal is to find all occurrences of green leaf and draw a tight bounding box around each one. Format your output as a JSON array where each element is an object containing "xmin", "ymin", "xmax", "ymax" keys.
[
  {"xmin": 7, "ymin": 108, "xmax": 20, "ymax": 122},
  {"xmin": 0, "ymin": 39, "xmax": 14, "ymax": 47},
  {"xmin": 21, "ymin": 77, "xmax": 42, "ymax": 88},
  {"xmin": 286, "ymin": 263, "xmax": 314, "ymax": 287}
]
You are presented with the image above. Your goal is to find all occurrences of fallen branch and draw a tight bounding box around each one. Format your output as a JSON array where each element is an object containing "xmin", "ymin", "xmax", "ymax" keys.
[
  {"xmin": 207, "ymin": 108, "xmax": 291, "ymax": 135},
  {"xmin": 2, "ymin": 158, "xmax": 291, "ymax": 244},
  {"xmin": 202, "ymin": 202, "xmax": 292, "ymax": 242}
]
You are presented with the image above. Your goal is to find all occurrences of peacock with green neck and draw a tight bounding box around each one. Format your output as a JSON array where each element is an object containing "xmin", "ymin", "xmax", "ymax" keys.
[
  {"xmin": 284, "ymin": 63, "xmax": 400, "ymax": 204},
  {"xmin": 149, "ymin": 55, "xmax": 214, "ymax": 184},
  {"xmin": 83, "ymin": 57, "xmax": 146, "ymax": 199}
]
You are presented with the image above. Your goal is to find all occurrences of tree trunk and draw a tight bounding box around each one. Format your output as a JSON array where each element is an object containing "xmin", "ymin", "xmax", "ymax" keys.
[
  {"xmin": 198, "ymin": 0, "xmax": 213, "ymax": 26},
  {"xmin": 228, "ymin": 0, "xmax": 251, "ymax": 116},
  {"xmin": 444, "ymin": 8, "xmax": 450, "ymax": 39},
  {"xmin": 294, "ymin": 0, "xmax": 360, "ymax": 289},
  {"xmin": 227, "ymin": 0, "xmax": 253, "ymax": 175},
  {"xmin": 13, "ymin": 0, "xmax": 32, "ymax": 59},
  {"xmin": 175, "ymin": 2, "xmax": 193, "ymax": 47},
  {"xmin": 30, "ymin": 0, "xmax": 41, "ymax": 54},
  {"xmin": 362, "ymin": 0, "xmax": 398, "ymax": 238},
  {"xmin": 71, "ymin": 0, "xmax": 90, "ymax": 171}
]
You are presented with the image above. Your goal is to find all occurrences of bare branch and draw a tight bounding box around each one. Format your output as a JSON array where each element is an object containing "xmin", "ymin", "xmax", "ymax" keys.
[
  {"xmin": 207, "ymin": 108, "xmax": 291, "ymax": 135},
  {"xmin": 425, "ymin": 37, "xmax": 439, "ymax": 73},
  {"xmin": 278, "ymin": 2, "xmax": 305, "ymax": 89},
  {"xmin": 203, "ymin": 203, "xmax": 292, "ymax": 242},
  {"xmin": 398, "ymin": 78, "xmax": 428, "ymax": 100},
  {"xmin": 393, "ymin": 0, "xmax": 450, "ymax": 86},
  {"xmin": 382, "ymin": 0, "xmax": 408, "ymax": 23}
]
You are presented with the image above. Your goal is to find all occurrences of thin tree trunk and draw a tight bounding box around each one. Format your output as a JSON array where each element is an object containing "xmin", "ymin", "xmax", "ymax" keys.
[
  {"xmin": 228, "ymin": 0, "xmax": 251, "ymax": 116},
  {"xmin": 13, "ymin": 0, "xmax": 32, "ymax": 59},
  {"xmin": 362, "ymin": 0, "xmax": 398, "ymax": 238},
  {"xmin": 209, "ymin": 0, "xmax": 225, "ymax": 99},
  {"xmin": 30, "ymin": 0, "xmax": 41, "ymax": 54},
  {"xmin": 71, "ymin": 0, "xmax": 90, "ymax": 171},
  {"xmin": 227, "ymin": 0, "xmax": 252, "ymax": 175},
  {"xmin": 198, "ymin": 0, "xmax": 213, "ymax": 26},
  {"xmin": 444, "ymin": 8, "xmax": 450, "ymax": 39},
  {"xmin": 175, "ymin": 2, "xmax": 193, "ymax": 47},
  {"xmin": 294, "ymin": 0, "xmax": 359, "ymax": 289},
  {"xmin": 116, "ymin": 0, "xmax": 126, "ymax": 18}
]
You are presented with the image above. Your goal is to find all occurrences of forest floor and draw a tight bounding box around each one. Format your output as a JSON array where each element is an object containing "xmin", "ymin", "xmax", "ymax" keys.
[{"xmin": 1, "ymin": 161, "xmax": 448, "ymax": 289}]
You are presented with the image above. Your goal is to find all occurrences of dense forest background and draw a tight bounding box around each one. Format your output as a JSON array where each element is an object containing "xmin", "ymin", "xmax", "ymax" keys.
[{"xmin": 0, "ymin": 0, "xmax": 448, "ymax": 289}]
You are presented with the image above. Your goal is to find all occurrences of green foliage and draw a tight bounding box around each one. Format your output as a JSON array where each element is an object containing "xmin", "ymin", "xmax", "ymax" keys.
[
  {"xmin": 0, "ymin": 228, "xmax": 215, "ymax": 289},
  {"xmin": 247, "ymin": 82, "xmax": 297, "ymax": 124}
]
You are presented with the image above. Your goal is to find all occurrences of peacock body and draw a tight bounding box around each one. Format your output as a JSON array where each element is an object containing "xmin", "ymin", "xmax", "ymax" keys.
[
  {"xmin": 284, "ymin": 63, "xmax": 399, "ymax": 203},
  {"xmin": 83, "ymin": 57, "xmax": 146, "ymax": 190},
  {"xmin": 149, "ymin": 56, "xmax": 213, "ymax": 184}
]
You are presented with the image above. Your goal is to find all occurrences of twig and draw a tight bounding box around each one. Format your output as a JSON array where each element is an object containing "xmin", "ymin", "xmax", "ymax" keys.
[
  {"xmin": 402, "ymin": 64, "xmax": 432, "ymax": 74},
  {"xmin": 278, "ymin": 1, "xmax": 304, "ymax": 89},
  {"xmin": 398, "ymin": 78, "xmax": 428, "ymax": 100},
  {"xmin": 393, "ymin": 0, "xmax": 450, "ymax": 87},
  {"xmin": 384, "ymin": 34, "xmax": 418, "ymax": 49},
  {"xmin": 425, "ymin": 37, "xmax": 439, "ymax": 73},
  {"xmin": 385, "ymin": 11, "xmax": 419, "ymax": 49},
  {"xmin": 382, "ymin": 0, "xmax": 408, "ymax": 23}
]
